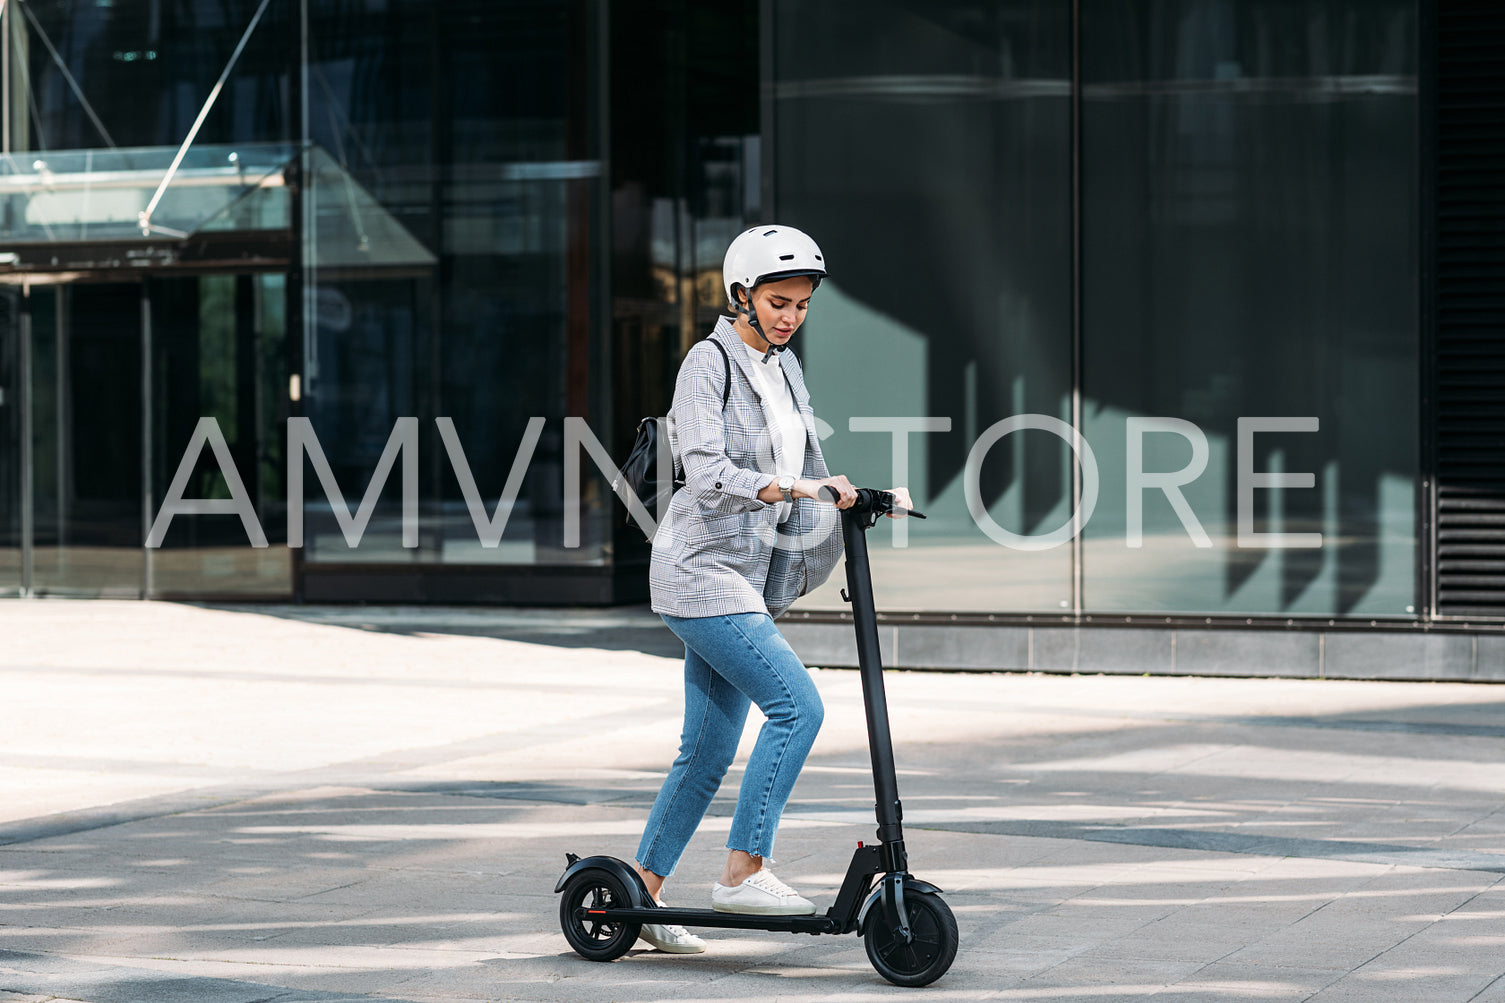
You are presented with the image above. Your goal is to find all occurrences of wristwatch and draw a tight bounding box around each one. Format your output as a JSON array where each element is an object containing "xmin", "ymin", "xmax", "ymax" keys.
[{"xmin": 777, "ymin": 475, "xmax": 796, "ymax": 504}]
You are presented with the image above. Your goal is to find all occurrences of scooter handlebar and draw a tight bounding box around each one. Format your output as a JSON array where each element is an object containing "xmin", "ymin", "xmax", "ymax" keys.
[{"xmin": 816, "ymin": 485, "xmax": 927, "ymax": 520}]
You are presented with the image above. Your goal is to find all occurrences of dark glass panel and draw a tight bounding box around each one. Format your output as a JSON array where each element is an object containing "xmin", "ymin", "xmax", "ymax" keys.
[
  {"xmin": 30, "ymin": 283, "xmax": 144, "ymax": 596},
  {"xmin": 608, "ymin": 0, "xmax": 760, "ymax": 581},
  {"xmin": 775, "ymin": 0, "xmax": 1074, "ymax": 612},
  {"xmin": 20, "ymin": 0, "xmax": 293, "ymax": 150},
  {"xmin": 1080, "ymin": 0, "xmax": 1418, "ymax": 616},
  {"xmin": 148, "ymin": 273, "xmax": 290, "ymax": 596},
  {"xmin": 303, "ymin": 0, "xmax": 607, "ymax": 567}
]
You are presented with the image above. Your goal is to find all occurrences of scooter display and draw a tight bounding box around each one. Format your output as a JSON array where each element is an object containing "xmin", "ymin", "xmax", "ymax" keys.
[{"xmin": 555, "ymin": 487, "xmax": 958, "ymax": 987}]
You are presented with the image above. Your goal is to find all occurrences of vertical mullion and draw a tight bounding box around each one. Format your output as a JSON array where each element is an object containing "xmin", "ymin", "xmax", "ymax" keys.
[
  {"xmin": 760, "ymin": 0, "xmax": 775, "ymax": 223},
  {"xmin": 594, "ymin": 0, "xmax": 611, "ymax": 471},
  {"xmin": 299, "ymin": 0, "xmax": 316, "ymax": 399},
  {"xmin": 140, "ymin": 281, "xmax": 153, "ymax": 599},
  {"xmin": 54, "ymin": 284, "xmax": 65, "ymax": 557},
  {"xmin": 55, "ymin": 286, "xmax": 66, "ymax": 556},
  {"xmin": 290, "ymin": 0, "xmax": 309, "ymax": 601},
  {"xmin": 1070, "ymin": 0, "xmax": 1084, "ymax": 616},
  {"xmin": 19, "ymin": 285, "xmax": 31, "ymax": 595},
  {"xmin": 425, "ymin": 4, "xmax": 444, "ymax": 565},
  {"xmin": 1417, "ymin": 0, "xmax": 1437, "ymax": 621},
  {"xmin": 2, "ymin": 0, "xmax": 10, "ymax": 154}
]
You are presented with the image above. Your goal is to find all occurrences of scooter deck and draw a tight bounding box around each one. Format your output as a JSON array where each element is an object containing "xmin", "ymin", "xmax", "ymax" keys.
[{"xmin": 578, "ymin": 905, "xmax": 844, "ymax": 935}]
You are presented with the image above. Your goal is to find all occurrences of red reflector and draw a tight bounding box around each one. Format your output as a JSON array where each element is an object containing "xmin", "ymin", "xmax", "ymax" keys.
[
  {"xmin": 587, "ymin": 909, "xmax": 606, "ymax": 914},
  {"xmin": 858, "ymin": 841, "xmax": 864, "ymax": 848}
]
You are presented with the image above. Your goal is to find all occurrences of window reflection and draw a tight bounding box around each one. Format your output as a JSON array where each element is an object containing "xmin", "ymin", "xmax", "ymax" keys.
[
  {"xmin": 776, "ymin": 0, "xmax": 1074, "ymax": 613},
  {"xmin": 301, "ymin": 1, "xmax": 606, "ymax": 568},
  {"xmin": 777, "ymin": 0, "xmax": 1417, "ymax": 617},
  {"xmin": 1080, "ymin": 0, "xmax": 1418, "ymax": 616}
]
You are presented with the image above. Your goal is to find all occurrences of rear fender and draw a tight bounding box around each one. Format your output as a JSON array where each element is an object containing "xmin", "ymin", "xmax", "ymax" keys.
[{"xmin": 553, "ymin": 853, "xmax": 651, "ymax": 908}]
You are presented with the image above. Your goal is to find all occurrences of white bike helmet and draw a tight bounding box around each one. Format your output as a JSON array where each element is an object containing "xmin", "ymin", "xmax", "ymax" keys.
[{"xmin": 722, "ymin": 224, "xmax": 827, "ymax": 313}]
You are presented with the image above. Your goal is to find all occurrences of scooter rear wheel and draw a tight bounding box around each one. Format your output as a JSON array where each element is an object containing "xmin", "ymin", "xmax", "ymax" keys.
[
  {"xmin": 863, "ymin": 889, "xmax": 958, "ymax": 987},
  {"xmin": 559, "ymin": 868, "xmax": 642, "ymax": 962}
]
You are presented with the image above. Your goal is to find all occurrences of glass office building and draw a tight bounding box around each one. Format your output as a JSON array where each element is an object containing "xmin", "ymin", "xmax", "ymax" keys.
[{"xmin": 0, "ymin": 1, "xmax": 1499, "ymax": 676}]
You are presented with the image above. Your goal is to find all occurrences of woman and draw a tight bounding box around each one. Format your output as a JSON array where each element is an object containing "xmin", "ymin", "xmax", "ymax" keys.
[{"xmin": 634, "ymin": 225, "xmax": 911, "ymax": 954}]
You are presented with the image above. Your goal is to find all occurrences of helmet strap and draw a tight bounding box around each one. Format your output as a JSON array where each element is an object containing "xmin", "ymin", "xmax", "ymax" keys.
[{"xmin": 736, "ymin": 286, "xmax": 785, "ymax": 363}]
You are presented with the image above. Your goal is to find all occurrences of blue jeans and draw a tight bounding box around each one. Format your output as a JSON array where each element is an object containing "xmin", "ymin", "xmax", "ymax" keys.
[{"xmin": 636, "ymin": 612, "xmax": 825, "ymax": 877}]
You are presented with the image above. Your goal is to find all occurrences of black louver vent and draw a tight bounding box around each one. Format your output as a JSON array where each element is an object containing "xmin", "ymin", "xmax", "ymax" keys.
[{"xmin": 1435, "ymin": 2, "xmax": 1505, "ymax": 617}]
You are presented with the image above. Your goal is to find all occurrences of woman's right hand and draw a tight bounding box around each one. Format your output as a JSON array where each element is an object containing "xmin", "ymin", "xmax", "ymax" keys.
[{"xmin": 802, "ymin": 475, "xmax": 857, "ymax": 509}]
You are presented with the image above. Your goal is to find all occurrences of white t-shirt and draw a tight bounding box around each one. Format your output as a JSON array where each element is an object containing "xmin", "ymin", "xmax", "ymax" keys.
[{"xmin": 743, "ymin": 343, "xmax": 806, "ymax": 522}]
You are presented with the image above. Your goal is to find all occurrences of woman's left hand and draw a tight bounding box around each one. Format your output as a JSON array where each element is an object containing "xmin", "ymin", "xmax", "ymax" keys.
[{"xmin": 886, "ymin": 487, "xmax": 914, "ymax": 518}]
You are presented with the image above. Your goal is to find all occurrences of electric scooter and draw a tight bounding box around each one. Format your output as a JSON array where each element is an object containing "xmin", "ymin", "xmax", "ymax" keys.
[{"xmin": 555, "ymin": 487, "xmax": 959, "ymax": 987}]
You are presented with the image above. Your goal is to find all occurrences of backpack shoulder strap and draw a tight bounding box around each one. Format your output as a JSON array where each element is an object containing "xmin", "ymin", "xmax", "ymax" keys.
[{"xmin": 707, "ymin": 338, "xmax": 732, "ymax": 411}]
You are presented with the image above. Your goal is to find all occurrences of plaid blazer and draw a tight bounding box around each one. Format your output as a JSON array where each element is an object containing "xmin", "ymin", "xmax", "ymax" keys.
[{"xmin": 650, "ymin": 317, "xmax": 845, "ymax": 619}]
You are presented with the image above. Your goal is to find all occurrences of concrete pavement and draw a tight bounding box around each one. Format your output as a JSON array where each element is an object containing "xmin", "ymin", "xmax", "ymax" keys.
[{"xmin": 1, "ymin": 600, "xmax": 1504, "ymax": 1002}]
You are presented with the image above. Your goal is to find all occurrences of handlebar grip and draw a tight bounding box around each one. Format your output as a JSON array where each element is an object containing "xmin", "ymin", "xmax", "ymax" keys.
[{"xmin": 816, "ymin": 485, "xmax": 925, "ymax": 518}]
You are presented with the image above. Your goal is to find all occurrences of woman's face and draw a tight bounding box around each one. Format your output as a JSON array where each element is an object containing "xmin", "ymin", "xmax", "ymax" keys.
[{"xmin": 740, "ymin": 276, "xmax": 815, "ymax": 347}]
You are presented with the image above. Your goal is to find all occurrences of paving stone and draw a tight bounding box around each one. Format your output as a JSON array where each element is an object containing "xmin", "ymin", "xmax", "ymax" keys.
[
  {"xmin": 1017, "ymin": 953, "xmax": 1204, "ymax": 988},
  {"xmin": 1469, "ymin": 974, "xmax": 1505, "ymax": 1003},
  {"xmin": 1304, "ymin": 970, "xmax": 1500, "ymax": 1002},
  {"xmin": 1154, "ymin": 964, "xmax": 1343, "ymax": 1000}
]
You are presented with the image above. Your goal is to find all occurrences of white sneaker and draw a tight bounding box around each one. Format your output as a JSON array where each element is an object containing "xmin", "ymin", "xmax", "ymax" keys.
[
  {"xmin": 637, "ymin": 901, "xmax": 706, "ymax": 954},
  {"xmin": 711, "ymin": 870, "xmax": 816, "ymax": 915}
]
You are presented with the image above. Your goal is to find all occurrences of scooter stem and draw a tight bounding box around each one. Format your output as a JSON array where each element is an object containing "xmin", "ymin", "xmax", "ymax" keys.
[{"xmin": 839, "ymin": 499, "xmax": 905, "ymax": 849}]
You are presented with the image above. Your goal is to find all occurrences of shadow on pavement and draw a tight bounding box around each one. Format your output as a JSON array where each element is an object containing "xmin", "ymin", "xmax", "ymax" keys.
[{"xmin": 195, "ymin": 602, "xmax": 688, "ymax": 659}]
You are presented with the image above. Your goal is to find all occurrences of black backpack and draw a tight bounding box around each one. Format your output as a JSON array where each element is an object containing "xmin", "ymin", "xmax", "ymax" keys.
[{"xmin": 614, "ymin": 339, "xmax": 731, "ymax": 538}]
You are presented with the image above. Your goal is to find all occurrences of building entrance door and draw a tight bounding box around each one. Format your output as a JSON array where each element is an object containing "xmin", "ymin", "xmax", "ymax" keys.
[
  {"xmin": 10, "ymin": 273, "xmax": 291, "ymax": 598},
  {"xmin": 0, "ymin": 141, "xmax": 427, "ymax": 600},
  {"xmin": 27, "ymin": 281, "xmax": 146, "ymax": 596},
  {"xmin": 147, "ymin": 273, "xmax": 291, "ymax": 598}
]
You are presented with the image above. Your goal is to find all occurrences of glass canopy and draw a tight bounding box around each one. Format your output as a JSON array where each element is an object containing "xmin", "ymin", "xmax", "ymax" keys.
[
  {"xmin": 0, "ymin": 143, "xmax": 434, "ymax": 271},
  {"xmin": 301, "ymin": 146, "xmax": 436, "ymax": 271},
  {"xmin": 0, "ymin": 143, "xmax": 293, "ymax": 243}
]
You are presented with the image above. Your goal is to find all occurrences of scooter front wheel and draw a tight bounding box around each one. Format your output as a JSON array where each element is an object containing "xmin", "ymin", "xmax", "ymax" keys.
[
  {"xmin": 864, "ymin": 889, "xmax": 958, "ymax": 987},
  {"xmin": 559, "ymin": 868, "xmax": 642, "ymax": 962}
]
